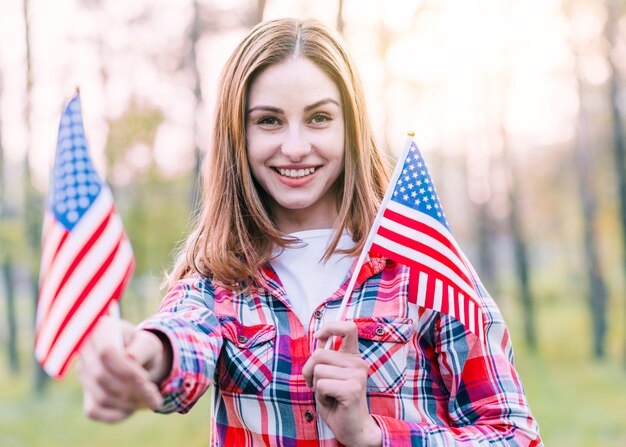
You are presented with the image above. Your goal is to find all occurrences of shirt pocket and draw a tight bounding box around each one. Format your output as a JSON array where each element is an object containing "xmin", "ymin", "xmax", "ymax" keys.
[
  {"xmin": 217, "ymin": 318, "xmax": 276, "ymax": 395},
  {"xmin": 353, "ymin": 317, "xmax": 415, "ymax": 394}
]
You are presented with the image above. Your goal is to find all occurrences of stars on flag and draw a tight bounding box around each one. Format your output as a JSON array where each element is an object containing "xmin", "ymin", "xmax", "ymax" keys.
[
  {"xmin": 391, "ymin": 145, "xmax": 449, "ymax": 228},
  {"xmin": 52, "ymin": 99, "xmax": 102, "ymax": 229}
]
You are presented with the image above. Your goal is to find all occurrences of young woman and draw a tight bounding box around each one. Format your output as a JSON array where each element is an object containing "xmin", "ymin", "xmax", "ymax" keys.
[{"xmin": 78, "ymin": 18, "xmax": 542, "ymax": 446}]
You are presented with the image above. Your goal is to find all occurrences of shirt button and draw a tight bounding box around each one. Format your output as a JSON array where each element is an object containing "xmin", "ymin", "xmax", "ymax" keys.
[
  {"xmin": 304, "ymin": 410, "xmax": 315, "ymax": 422},
  {"xmin": 237, "ymin": 335, "xmax": 248, "ymax": 344},
  {"xmin": 375, "ymin": 326, "xmax": 385, "ymax": 336},
  {"xmin": 313, "ymin": 310, "xmax": 323, "ymax": 320}
]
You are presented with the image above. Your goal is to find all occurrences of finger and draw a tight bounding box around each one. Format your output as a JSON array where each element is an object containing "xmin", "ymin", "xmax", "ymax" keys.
[
  {"xmin": 131, "ymin": 381, "xmax": 163, "ymax": 410},
  {"xmin": 310, "ymin": 364, "xmax": 354, "ymax": 391},
  {"xmin": 78, "ymin": 343, "xmax": 136, "ymax": 399},
  {"xmin": 303, "ymin": 350, "xmax": 366, "ymax": 388},
  {"xmin": 126, "ymin": 330, "xmax": 171, "ymax": 384},
  {"xmin": 315, "ymin": 377, "xmax": 364, "ymax": 406},
  {"xmin": 315, "ymin": 321, "xmax": 359, "ymax": 353},
  {"xmin": 99, "ymin": 343, "xmax": 152, "ymax": 385},
  {"xmin": 80, "ymin": 359, "xmax": 160, "ymax": 410},
  {"xmin": 303, "ymin": 355, "xmax": 315, "ymax": 388},
  {"xmin": 84, "ymin": 392, "xmax": 134, "ymax": 423},
  {"xmin": 84, "ymin": 317, "xmax": 150, "ymax": 386},
  {"xmin": 77, "ymin": 359, "xmax": 133, "ymax": 408},
  {"xmin": 311, "ymin": 348, "xmax": 365, "ymax": 368},
  {"xmin": 83, "ymin": 322, "xmax": 164, "ymax": 409},
  {"xmin": 83, "ymin": 377, "xmax": 140, "ymax": 411}
]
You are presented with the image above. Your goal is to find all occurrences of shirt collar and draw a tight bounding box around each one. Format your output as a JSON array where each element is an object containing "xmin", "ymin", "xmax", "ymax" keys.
[{"xmin": 256, "ymin": 251, "xmax": 389, "ymax": 298}]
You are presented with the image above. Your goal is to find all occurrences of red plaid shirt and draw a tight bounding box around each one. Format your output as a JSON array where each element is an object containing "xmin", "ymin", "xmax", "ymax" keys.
[{"xmin": 140, "ymin": 256, "xmax": 542, "ymax": 446}]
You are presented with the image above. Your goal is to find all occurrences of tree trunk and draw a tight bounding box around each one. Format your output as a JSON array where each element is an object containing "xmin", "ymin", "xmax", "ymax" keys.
[
  {"xmin": 476, "ymin": 201, "xmax": 497, "ymax": 290},
  {"xmin": 574, "ymin": 85, "xmax": 608, "ymax": 358},
  {"xmin": 605, "ymin": 0, "xmax": 626, "ymax": 369},
  {"xmin": 0, "ymin": 72, "xmax": 20, "ymax": 374},
  {"xmin": 502, "ymin": 137, "xmax": 537, "ymax": 350},
  {"xmin": 336, "ymin": 0, "xmax": 344, "ymax": 34},
  {"xmin": 22, "ymin": 0, "xmax": 48, "ymax": 393},
  {"xmin": 256, "ymin": 0, "xmax": 266, "ymax": 24},
  {"xmin": 509, "ymin": 187, "xmax": 536, "ymax": 350},
  {"xmin": 2, "ymin": 262, "xmax": 20, "ymax": 373},
  {"xmin": 189, "ymin": 0, "xmax": 203, "ymax": 212}
]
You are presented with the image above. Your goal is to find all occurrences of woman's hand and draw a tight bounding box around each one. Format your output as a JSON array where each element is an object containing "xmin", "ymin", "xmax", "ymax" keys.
[
  {"xmin": 77, "ymin": 316, "xmax": 170, "ymax": 423},
  {"xmin": 302, "ymin": 321, "xmax": 382, "ymax": 447}
]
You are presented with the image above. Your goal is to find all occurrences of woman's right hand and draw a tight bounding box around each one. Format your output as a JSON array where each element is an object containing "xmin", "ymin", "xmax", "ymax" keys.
[{"xmin": 77, "ymin": 316, "xmax": 170, "ymax": 423}]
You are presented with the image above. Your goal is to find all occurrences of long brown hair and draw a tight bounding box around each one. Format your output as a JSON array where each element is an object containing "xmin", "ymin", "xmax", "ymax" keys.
[{"xmin": 168, "ymin": 18, "xmax": 390, "ymax": 289}]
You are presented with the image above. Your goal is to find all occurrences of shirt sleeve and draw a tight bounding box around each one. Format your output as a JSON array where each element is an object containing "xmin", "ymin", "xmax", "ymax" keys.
[
  {"xmin": 137, "ymin": 276, "xmax": 222, "ymax": 415},
  {"xmin": 372, "ymin": 293, "xmax": 543, "ymax": 446}
]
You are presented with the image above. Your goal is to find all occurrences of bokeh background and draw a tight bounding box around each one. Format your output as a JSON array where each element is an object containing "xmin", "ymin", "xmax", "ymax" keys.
[{"xmin": 1, "ymin": 0, "xmax": 626, "ymax": 445}]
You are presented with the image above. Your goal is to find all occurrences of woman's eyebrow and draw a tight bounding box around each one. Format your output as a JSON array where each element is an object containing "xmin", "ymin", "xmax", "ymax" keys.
[
  {"xmin": 247, "ymin": 105, "xmax": 283, "ymax": 114},
  {"xmin": 247, "ymin": 98, "xmax": 341, "ymax": 114},
  {"xmin": 304, "ymin": 98, "xmax": 340, "ymax": 112}
]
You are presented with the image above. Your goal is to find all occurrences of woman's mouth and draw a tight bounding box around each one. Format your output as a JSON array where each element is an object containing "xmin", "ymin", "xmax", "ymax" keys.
[{"xmin": 274, "ymin": 167, "xmax": 317, "ymax": 179}]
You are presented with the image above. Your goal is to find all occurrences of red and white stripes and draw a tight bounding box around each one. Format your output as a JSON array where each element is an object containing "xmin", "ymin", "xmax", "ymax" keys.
[{"xmin": 35, "ymin": 188, "xmax": 134, "ymax": 379}]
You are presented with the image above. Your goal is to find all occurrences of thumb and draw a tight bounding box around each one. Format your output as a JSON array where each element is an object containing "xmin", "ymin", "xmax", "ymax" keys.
[
  {"xmin": 125, "ymin": 330, "xmax": 167, "ymax": 410},
  {"xmin": 126, "ymin": 330, "xmax": 171, "ymax": 383}
]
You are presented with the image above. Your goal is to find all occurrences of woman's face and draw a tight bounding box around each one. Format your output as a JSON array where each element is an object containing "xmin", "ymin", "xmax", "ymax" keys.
[{"xmin": 246, "ymin": 57, "xmax": 345, "ymax": 233}]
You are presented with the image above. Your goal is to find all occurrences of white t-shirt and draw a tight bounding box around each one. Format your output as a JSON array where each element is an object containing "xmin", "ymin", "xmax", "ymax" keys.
[{"xmin": 270, "ymin": 229, "xmax": 356, "ymax": 327}]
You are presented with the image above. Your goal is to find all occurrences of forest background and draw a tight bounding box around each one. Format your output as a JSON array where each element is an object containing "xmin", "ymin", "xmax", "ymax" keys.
[{"xmin": 1, "ymin": 0, "xmax": 625, "ymax": 446}]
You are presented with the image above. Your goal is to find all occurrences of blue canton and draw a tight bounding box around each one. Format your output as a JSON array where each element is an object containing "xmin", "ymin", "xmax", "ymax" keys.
[
  {"xmin": 51, "ymin": 97, "xmax": 102, "ymax": 231},
  {"xmin": 391, "ymin": 141, "xmax": 449, "ymax": 230}
]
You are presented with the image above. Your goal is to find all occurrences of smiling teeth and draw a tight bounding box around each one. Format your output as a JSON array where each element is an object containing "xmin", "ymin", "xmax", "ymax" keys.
[{"xmin": 277, "ymin": 167, "xmax": 316, "ymax": 178}]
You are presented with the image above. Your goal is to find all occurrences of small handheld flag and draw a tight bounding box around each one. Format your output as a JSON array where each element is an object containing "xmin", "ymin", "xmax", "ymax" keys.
[
  {"xmin": 35, "ymin": 94, "xmax": 135, "ymax": 379},
  {"xmin": 332, "ymin": 134, "xmax": 485, "ymax": 341}
]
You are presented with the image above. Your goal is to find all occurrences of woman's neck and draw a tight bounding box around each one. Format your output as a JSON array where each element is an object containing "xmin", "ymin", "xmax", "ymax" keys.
[{"xmin": 272, "ymin": 199, "xmax": 339, "ymax": 233}]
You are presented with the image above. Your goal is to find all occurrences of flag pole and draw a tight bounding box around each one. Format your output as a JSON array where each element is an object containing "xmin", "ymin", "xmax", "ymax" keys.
[
  {"xmin": 109, "ymin": 301, "xmax": 125, "ymax": 350},
  {"xmin": 325, "ymin": 132, "xmax": 415, "ymax": 348}
]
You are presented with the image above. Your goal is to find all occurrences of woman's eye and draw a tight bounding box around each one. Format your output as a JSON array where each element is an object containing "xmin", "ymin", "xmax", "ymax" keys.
[
  {"xmin": 257, "ymin": 116, "xmax": 281, "ymax": 126},
  {"xmin": 310, "ymin": 113, "xmax": 332, "ymax": 125}
]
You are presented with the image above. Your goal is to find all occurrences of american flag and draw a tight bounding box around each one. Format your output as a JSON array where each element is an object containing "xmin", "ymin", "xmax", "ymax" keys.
[
  {"xmin": 35, "ymin": 94, "xmax": 134, "ymax": 379},
  {"xmin": 370, "ymin": 140, "xmax": 485, "ymax": 341}
]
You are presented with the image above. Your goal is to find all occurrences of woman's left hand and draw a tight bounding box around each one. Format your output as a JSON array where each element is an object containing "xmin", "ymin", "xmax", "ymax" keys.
[{"xmin": 302, "ymin": 321, "xmax": 382, "ymax": 447}]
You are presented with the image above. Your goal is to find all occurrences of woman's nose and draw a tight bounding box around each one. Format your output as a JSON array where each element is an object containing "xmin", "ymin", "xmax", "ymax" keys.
[{"xmin": 281, "ymin": 127, "xmax": 311, "ymax": 161}]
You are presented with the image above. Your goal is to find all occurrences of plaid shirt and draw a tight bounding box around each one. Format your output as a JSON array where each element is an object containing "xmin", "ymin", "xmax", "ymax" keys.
[{"xmin": 140, "ymin": 256, "xmax": 542, "ymax": 446}]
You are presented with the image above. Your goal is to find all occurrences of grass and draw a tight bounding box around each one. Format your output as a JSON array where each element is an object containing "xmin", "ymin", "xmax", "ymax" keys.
[
  {"xmin": 0, "ymin": 367, "xmax": 212, "ymax": 447},
  {"xmin": 1, "ymin": 291, "xmax": 625, "ymax": 446},
  {"xmin": 508, "ymin": 293, "xmax": 626, "ymax": 447}
]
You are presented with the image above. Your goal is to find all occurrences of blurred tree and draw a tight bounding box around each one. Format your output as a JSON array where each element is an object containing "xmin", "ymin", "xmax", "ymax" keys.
[
  {"xmin": 471, "ymin": 165, "xmax": 498, "ymax": 292},
  {"xmin": 566, "ymin": 0, "xmax": 610, "ymax": 358},
  {"xmin": 336, "ymin": 0, "xmax": 344, "ymax": 34},
  {"xmin": 256, "ymin": 0, "xmax": 267, "ymax": 24},
  {"xmin": 22, "ymin": 0, "xmax": 48, "ymax": 394},
  {"xmin": 375, "ymin": 5, "xmax": 392, "ymax": 154},
  {"xmin": 605, "ymin": 0, "xmax": 626, "ymax": 368},
  {"xmin": 103, "ymin": 102, "xmax": 164, "ymax": 314},
  {"xmin": 574, "ymin": 85, "xmax": 609, "ymax": 358},
  {"xmin": 185, "ymin": 0, "xmax": 267, "ymax": 211},
  {"xmin": 502, "ymin": 126, "xmax": 537, "ymax": 351},
  {"xmin": 187, "ymin": 0, "xmax": 204, "ymax": 212},
  {"xmin": 0, "ymin": 70, "xmax": 21, "ymax": 374}
]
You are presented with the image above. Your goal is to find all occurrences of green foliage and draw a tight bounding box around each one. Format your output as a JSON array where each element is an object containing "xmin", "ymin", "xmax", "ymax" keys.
[
  {"xmin": 123, "ymin": 174, "xmax": 193, "ymax": 277},
  {"xmin": 102, "ymin": 100, "xmax": 193, "ymax": 277},
  {"xmin": 104, "ymin": 103, "xmax": 163, "ymax": 167},
  {"xmin": 0, "ymin": 218, "xmax": 26, "ymax": 262}
]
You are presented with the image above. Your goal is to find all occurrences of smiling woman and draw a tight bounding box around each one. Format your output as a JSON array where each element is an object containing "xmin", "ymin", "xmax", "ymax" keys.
[
  {"xmin": 246, "ymin": 57, "xmax": 346, "ymax": 233},
  {"xmin": 76, "ymin": 18, "xmax": 542, "ymax": 447}
]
